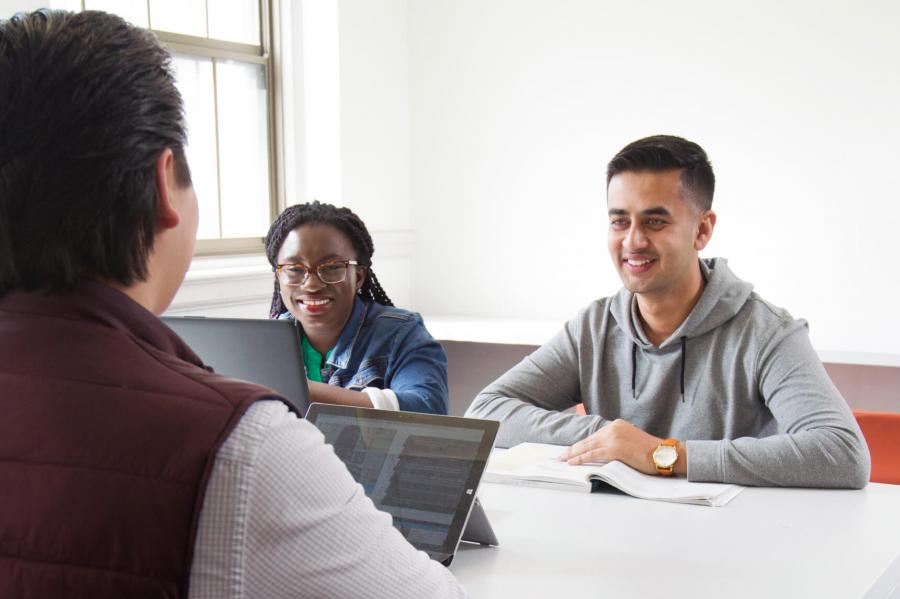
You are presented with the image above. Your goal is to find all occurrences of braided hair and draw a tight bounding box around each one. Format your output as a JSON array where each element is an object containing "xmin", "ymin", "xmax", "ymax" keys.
[{"xmin": 264, "ymin": 201, "xmax": 394, "ymax": 318}]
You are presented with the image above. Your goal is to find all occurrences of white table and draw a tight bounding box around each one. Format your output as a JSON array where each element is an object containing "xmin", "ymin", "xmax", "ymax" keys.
[{"xmin": 452, "ymin": 481, "xmax": 900, "ymax": 598}]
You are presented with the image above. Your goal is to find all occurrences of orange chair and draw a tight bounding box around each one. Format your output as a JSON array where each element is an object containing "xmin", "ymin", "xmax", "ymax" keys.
[{"xmin": 854, "ymin": 411, "xmax": 900, "ymax": 485}]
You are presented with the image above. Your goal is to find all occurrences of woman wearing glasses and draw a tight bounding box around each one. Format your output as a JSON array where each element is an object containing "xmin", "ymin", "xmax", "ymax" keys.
[{"xmin": 265, "ymin": 201, "xmax": 448, "ymax": 414}]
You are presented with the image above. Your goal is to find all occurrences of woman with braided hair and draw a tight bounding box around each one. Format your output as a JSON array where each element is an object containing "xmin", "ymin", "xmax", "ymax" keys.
[{"xmin": 265, "ymin": 201, "xmax": 448, "ymax": 414}]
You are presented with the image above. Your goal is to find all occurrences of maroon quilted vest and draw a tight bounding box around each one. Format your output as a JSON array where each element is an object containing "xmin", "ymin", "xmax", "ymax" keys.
[{"xmin": 0, "ymin": 281, "xmax": 291, "ymax": 598}]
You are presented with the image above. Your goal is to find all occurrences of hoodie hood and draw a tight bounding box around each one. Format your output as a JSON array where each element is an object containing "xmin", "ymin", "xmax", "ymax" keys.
[
  {"xmin": 610, "ymin": 258, "xmax": 754, "ymax": 402},
  {"xmin": 609, "ymin": 257, "xmax": 754, "ymax": 350}
]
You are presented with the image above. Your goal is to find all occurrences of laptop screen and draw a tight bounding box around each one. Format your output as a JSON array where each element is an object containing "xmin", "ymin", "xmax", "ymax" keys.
[{"xmin": 306, "ymin": 404, "xmax": 497, "ymax": 561}]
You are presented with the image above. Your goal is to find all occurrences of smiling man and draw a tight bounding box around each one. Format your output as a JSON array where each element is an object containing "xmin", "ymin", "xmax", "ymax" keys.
[{"xmin": 466, "ymin": 135, "xmax": 870, "ymax": 488}]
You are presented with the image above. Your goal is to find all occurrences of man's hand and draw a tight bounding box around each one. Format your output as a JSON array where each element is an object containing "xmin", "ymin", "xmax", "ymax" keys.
[{"xmin": 558, "ymin": 419, "xmax": 686, "ymax": 476}]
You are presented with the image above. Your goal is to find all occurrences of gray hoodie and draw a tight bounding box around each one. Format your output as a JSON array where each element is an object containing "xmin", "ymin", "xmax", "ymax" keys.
[{"xmin": 465, "ymin": 258, "xmax": 870, "ymax": 488}]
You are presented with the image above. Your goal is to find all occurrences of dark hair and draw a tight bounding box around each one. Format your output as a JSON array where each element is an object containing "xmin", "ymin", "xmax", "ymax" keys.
[
  {"xmin": 0, "ymin": 10, "xmax": 191, "ymax": 297},
  {"xmin": 264, "ymin": 201, "xmax": 394, "ymax": 317},
  {"xmin": 606, "ymin": 135, "xmax": 715, "ymax": 211}
]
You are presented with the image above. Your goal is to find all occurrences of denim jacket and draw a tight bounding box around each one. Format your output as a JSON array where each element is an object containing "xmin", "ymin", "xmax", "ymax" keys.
[{"xmin": 281, "ymin": 297, "xmax": 448, "ymax": 414}]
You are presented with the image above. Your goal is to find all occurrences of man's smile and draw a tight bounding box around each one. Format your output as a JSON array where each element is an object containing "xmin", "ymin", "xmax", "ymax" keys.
[{"xmin": 622, "ymin": 255, "xmax": 658, "ymax": 274}]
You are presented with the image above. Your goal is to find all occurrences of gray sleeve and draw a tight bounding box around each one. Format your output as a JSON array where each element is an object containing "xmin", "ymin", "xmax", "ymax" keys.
[
  {"xmin": 190, "ymin": 401, "xmax": 467, "ymax": 599},
  {"xmin": 687, "ymin": 322, "xmax": 871, "ymax": 489},
  {"xmin": 464, "ymin": 318, "xmax": 606, "ymax": 448}
]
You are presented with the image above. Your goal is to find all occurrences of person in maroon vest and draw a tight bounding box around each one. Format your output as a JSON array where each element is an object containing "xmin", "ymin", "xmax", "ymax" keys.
[{"xmin": 0, "ymin": 9, "xmax": 466, "ymax": 599}]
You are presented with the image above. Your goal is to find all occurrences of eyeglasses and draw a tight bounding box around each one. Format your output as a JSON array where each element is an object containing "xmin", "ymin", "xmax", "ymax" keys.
[{"xmin": 275, "ymin": 259, "xmax": 360, "ymax": 286}]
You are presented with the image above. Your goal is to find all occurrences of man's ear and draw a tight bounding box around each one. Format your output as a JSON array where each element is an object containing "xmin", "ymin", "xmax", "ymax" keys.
[
  {"xmin": 155, "ymin": 148, "xmax": 180, "ymax": 231},
  {"xmin": 694, "ymin": 210, "xmax": 716, "ymax": 251}
]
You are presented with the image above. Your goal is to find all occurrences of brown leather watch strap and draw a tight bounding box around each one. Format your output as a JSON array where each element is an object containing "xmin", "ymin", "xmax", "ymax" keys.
[{"xmin": 655, "ymin": 438, "xmax": 678, "ymax": 476}]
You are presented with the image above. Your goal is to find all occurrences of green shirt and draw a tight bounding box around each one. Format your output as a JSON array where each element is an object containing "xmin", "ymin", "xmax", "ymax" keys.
[{"xmin": 301, "ymin": 335, "xmax": 333, "ymax": 383}]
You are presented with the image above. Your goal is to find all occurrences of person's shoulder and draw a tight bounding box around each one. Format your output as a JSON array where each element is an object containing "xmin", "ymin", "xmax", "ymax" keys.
[
  {"xmin": 732, "ymin": 292, "xmax": 809, "ymax": 355},
  {"xmin": 547, "ymin": 296, "xmax": 618, "ymax": 347},
  {"xmin": 586, "ymin": 295, "xmax": 616, "ymax": 314},
  {"xmin": 742, "ymin": 291, "xmax": 799, "ymax": 327},
  {"xmin": 704, "ymin": 257, "xmax": 797, "ymax": 329},
  {"xmin": 365, "ymin": 301, "xmax": 421, "ymax": 327},
  {"xmin": 217, "ymin": 399, "xmax": 325, "ymax": 463},
  {"xmin": 570, "ymin": 296, "xmax": 617, "ymax": 326}
]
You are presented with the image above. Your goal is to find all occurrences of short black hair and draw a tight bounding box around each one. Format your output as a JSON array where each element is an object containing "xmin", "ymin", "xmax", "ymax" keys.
[
  {"xmin": 264, "ymin": 201, "xmax": 394, "ymax": 318},
  {"xmin": 606, "ymin": 135, "xmax": 715, "ymax": 211},
  {"xmin": 0, "ymin": 10, "xmax": 191, "ymax": 297}
]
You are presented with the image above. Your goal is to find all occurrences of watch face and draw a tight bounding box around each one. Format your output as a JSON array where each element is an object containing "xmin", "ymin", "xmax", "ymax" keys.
[{"xmin": 653, "ymin": 445, "xmax": 677, "ymax": 468}]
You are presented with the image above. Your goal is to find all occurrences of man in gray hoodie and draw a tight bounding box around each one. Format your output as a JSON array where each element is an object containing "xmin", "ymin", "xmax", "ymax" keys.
[{"xmin": 465, "ymin": 135, "xmax": 869, "ymax": 489}]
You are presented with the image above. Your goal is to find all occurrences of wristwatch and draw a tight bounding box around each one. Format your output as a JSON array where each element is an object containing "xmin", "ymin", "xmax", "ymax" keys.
[{"xmin": 652, "ymin": 438, "xmax": 679, "ymax": 476}]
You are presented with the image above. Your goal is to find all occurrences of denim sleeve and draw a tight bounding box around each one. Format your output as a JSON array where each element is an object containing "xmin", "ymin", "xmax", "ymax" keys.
[{"xmin": 384, "ymin": 315, "xmax": 449, "ymax": 414}]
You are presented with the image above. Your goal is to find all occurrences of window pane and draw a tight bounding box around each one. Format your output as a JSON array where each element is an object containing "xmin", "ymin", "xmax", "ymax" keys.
[
  {"xmin": 39, "ymin": 0, "xmax": 273, "ymax": 246},
  {"xmin": 215, "ymin": 60, "xmax": 270, "ymax": 238},
  {"xmin": 47, "ymin": 0, "xmax": 82, "ymax": 10},
  {"xmin": 173, "ymin": 55, "xmax": 221, "ymax": 240},
  {"xmin": 150, "ymin": 0, "xmax": 206, "ymax": 38},
  {"xmin": 84, "ymin": 0, "xmax": 148, "ymax": 27},
  {"xmin": 208, "ymin": 0, "xmax": 259, "ymax": 45}
]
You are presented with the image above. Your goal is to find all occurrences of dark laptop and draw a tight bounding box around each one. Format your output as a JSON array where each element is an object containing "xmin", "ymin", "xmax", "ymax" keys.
[
  {"xmin": 305, "ymin": 403, "xmax": 500, "ymax": 566},
  {"xmin": 161, "ymin": 316, "xmax": 309, "ymax": 414}
]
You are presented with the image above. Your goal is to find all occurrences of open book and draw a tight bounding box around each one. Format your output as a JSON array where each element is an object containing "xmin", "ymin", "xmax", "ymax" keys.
[{"xmin": 484, "ymin": 442, "xmax": 744, "ymax": 507}]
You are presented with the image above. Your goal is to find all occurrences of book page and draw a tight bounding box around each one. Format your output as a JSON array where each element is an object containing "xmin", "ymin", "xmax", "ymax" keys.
[
  {"xmin": 486, "ymin": 443, "xmax": 744, "ymax": 506},
  {"xmin": 486, "ymin": 442, "xmax": 568, "ymax": 473},
  {"xmin": 595, "ymin": 461, "xmax": 743, "ymax": 506},
  {"xmin": 485, "ymin": 443, "xmax": 600, "ymax": 490}
]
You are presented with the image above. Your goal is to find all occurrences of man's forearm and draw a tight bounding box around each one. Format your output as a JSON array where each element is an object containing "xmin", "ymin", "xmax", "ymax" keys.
[
  {"xmin": 467, "ymin": 393, "xmax": 603, "ymax": 448},
  {"xmin": 686, "ymin": 431, "xmax": 869, "ymax": 488}
]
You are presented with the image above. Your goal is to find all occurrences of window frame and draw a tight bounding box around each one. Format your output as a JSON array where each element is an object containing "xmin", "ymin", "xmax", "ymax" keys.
[{"xmin": 77, "ymin": 0, "xmax": 283, "ymax": 256}]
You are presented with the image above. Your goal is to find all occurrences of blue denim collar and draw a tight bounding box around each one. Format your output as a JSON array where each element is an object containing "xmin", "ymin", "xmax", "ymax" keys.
[{"xmin": 327, "ymin": 296, "xmax": 369, "ymax": 369}]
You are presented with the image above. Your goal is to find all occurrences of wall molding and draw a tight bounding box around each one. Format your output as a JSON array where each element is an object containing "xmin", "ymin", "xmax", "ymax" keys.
[{"xmin": 167, "ymin": 254, "xmax": 273, "ymax": 315}]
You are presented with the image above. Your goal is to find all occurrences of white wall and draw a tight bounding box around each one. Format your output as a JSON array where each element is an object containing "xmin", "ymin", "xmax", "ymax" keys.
[
  {"xmin": 408, "ymin": 0, "xmax": 900, "ymax": 357},
  {"xmin": 338, "ymin": 0, "xmax": 414, "ymax": 307},
  {"xmin": 7, "ymin": 0, "xmax": 900, "ymax": 360},
  {"xmin": 339, "ymin": 0, "xmax": 411, "ymax": 232}
]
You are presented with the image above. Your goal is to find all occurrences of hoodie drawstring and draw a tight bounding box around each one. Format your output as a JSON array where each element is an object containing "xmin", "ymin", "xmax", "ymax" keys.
[
  {"xmin": 631, "ymin": 342, "xmax": 637, "ymax": 399},
  {"xmin": 630, "ymin": 337, "xmax": 688, "ymax": 402}
]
